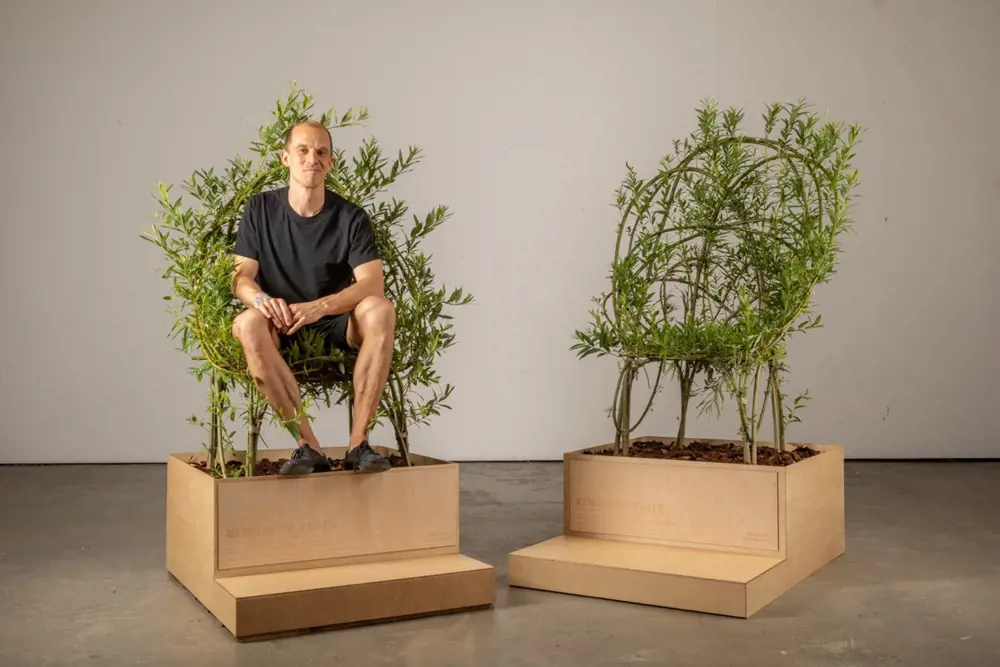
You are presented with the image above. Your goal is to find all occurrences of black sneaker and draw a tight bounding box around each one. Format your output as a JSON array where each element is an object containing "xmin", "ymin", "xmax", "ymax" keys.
[
  {"xmin": 278, "ymin": 443, "xmax": 332, "ymax": 475},
  {"xmin": 343, "ymin": 441, "xmax": 391, "ymax": 473}
]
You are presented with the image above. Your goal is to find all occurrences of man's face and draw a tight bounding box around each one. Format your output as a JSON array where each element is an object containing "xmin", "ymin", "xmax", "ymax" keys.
[{"xmin": 281, "ymin": 125, "xmax": 333, "ymax": 188}]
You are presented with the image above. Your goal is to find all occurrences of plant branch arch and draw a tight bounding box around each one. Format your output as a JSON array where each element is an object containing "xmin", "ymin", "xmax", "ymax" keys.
[{"xmin": 574, "ymin": 99, "xmax": 862, "ymax": 463}]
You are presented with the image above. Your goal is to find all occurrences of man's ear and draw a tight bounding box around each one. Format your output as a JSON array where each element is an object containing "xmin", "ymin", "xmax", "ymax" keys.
[{"xmin": 279, "ymin": 149, "xmax": 289, "ymax": 167}]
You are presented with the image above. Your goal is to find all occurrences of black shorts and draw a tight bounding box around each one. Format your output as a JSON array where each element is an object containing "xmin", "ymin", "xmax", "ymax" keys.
[{"xmin": 278, "ymin": 314, "xmax": 354, "ymax": 354}]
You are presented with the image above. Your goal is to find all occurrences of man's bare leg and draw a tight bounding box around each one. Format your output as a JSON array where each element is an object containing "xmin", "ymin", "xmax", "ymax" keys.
[
  {"xmin": 346, "ymin": 295, "xmax": 396, "ymax": 447},
  {"xmin": 232, "ymin": 308, "xmax": 328, "ymax": 473},
  {"xmin": 342, "ymin": 295, "xmax": 396, "ymax": 472}
]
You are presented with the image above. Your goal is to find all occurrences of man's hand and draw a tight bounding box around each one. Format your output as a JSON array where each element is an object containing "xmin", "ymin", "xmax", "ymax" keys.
[
  {"xmin": 286, "ymin": 301, "xmax": 326, "ymax": 335},
  {"xmin": 232, "ymin": 256, "xmax": 296, "ymax": 332},
  {"xmin": 255, "ymin": 295, "xmax": 294, "ymax": 333}
]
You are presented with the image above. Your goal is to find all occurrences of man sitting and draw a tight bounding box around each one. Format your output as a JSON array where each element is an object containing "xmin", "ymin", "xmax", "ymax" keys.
[{"xmin": 230, "ymin": 120, "xmax": 395, "ymax": 475}]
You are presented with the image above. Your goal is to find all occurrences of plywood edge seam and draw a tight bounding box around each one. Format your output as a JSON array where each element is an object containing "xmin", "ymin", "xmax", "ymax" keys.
[
  {"xmin": 564, "ymin": 452, "xmax": 784, "ymax": 475},
  {"xmin": 232, "ymin": 604, "xmax": 496, "ymax": 643},
  {"xmin": 212, "ymin": 478, "xmax": 221, "ymax": 572},
  {"xmin": 223, "ymin": 569, "xmax": 494, "ymax": 602},
  {"xmin": 510, "ymin": 552, "xmax": 783, "ymax": 584},
  {"xmin": 215, "ymin": 554, "xmax": 489, "ymax": 582},
  {"xmin": 214, "ymin": 545, "xmax": 460, "ymax": 578},
  {"xmin": 209, "ymin": 464, "xmax": 457, "ymax": 485},
  {"xmin": 168, "ymin": 451, "xmax": 458, "ymax": 471},
  {"xmin": 565, "ymin": 530, "xmax": 786, "ymax": 558}
]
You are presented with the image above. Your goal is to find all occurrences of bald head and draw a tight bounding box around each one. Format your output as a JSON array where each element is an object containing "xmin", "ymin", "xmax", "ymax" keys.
[{"xmin": 284, "ymin": 120, "xmax": 332, "ymax": 152}]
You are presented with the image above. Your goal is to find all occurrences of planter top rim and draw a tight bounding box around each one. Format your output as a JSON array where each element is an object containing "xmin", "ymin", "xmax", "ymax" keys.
[{"xmin": 563, "ymin": 440, "xmax": 842, "ymax": 471}]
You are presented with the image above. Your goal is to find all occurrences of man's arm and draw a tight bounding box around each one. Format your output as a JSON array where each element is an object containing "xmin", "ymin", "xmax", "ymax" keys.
[
  {"xmin": 317, "ymin": 259, "xmax": 385, "ymax": 316},
  {"xmin": 232, "ymin": 255, "xmax": 293, "ymax": 330},
  {"xmin": 232, "ymin": 255, "xmax": 264, "ymax": 307}
]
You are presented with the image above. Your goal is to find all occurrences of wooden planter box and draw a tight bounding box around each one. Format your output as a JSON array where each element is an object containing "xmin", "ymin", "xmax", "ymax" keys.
[
  {"xmin": 166, "ymin": 446, "xmax": 495, "ymax": 640},
  {"xmin": 508, "ymin": 437, "xmax": 844, "ymax": 618}
]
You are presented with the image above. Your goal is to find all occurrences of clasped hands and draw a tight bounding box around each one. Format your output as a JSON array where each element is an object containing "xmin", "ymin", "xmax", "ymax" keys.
[{"xmin": 254, "ymin": 294, "xmax": 324, "ymax": 335}]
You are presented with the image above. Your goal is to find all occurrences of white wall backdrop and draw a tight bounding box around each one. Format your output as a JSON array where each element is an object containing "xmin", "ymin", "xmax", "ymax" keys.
[{"xmin": 1, "ymin": 0, "xmax": 997, "ymax": 463}]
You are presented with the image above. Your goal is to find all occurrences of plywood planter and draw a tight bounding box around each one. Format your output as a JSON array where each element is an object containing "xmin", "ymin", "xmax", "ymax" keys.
[
  {"xmin": 166, "ymin": 445, "xmax": 495, "ymax": 640},
  {"xmin": 525, "ymin": 100, "xmax": 861, "ymax": 618},
  {"xmin": 508, "ymin": 436, "xmax": 844, "ymax": 618}
]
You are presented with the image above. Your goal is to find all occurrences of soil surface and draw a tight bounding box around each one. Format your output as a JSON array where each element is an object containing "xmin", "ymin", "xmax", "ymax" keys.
[
  {"xmin": 584, "ymin": 439, "xmax": 819, "ymax": 466},
  {"xmin": 190, "ymin": 452, "xmax": 408, "ymax": 477}
]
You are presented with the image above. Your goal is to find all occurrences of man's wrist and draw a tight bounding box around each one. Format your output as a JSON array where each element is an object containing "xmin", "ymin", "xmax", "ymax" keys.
[
  {"xmin": 253, "ymin": 292, "xmax": 271, "ymax": 307},
  {"xmin": 317, "ymin": 294, "xmax": 337, "ymax": 316}
]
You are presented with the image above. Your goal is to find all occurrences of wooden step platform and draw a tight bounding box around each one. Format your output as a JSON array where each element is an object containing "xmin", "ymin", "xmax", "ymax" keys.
[
  {"xmin": 509, "ymin": 442, "xmax": 845, "ymax": 618},
  {"xmin": 508, "ymin": 535, "xmax": 787, "ymax": 618},
  {"xmin": 166, "ymin": 450, "xmax": 496, "ymax": 640},
  {"xmin": 211, "ymin": 554, "xmax": 495, "ymax": 640}
]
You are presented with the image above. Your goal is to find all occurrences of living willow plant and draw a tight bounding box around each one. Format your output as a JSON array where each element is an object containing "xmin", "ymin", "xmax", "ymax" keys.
[
  {"xmin": 144, "ymin": 82, "xmax": 471, "ymax": 475},
  {"xmin": 574, "ymin": 99, "xmax": 861, "ymax": 463},
  {"xmin": 328, "ymin": 138, "xmax": 473, "ymax": 465}
]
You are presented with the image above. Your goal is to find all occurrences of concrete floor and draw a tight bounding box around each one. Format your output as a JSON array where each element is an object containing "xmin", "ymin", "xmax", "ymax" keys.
[{"xmin": 1, "ymin": 460, "xmax": 997, "ymax": 666}]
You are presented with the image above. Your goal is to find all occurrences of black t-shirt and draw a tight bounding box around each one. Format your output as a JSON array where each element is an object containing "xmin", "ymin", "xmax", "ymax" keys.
[{"xmin": 234, "ymin": 186, "xmax": 380, "ymax": 304}]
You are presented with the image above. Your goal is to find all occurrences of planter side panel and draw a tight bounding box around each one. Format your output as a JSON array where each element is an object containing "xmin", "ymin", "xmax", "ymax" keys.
[
  {"xmin": 165, "ymin": 456, "xmax": 236, "ymax": 631},
  {"xmin": 216, "ymin": 464, "xmax": 459, "ymax": 572},
  {"xmin": 565, "ymin": 454, "xmax": 781, "ymax": 553},
  {"xmin": 746, "ymin": 445, "xmax": 846, "ymax": 615}
]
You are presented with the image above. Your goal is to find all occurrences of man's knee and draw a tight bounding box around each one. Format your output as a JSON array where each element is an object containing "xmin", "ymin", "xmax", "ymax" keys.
[
  {"xmin": 232, "ymin": 308, "xmax": 274, "ymax": 346},
  {"xmin": 360, "ymin": 296, "xmax": 396, "ymax": 335},
  {"xmin": 350, "ymin": 297, "xmax": 395, "ymax": 350}
]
